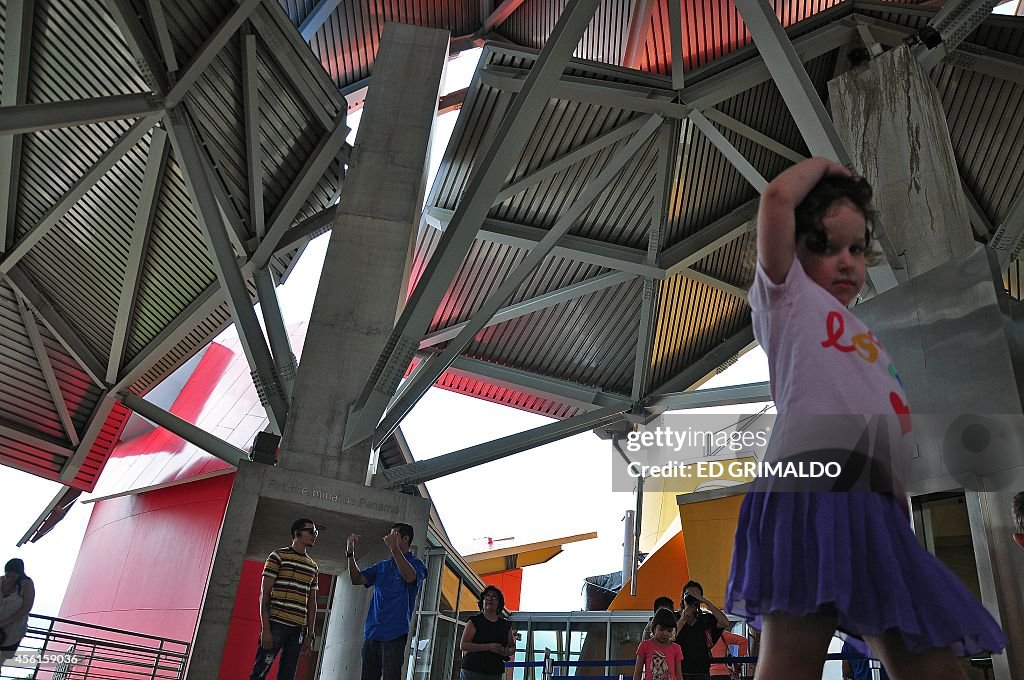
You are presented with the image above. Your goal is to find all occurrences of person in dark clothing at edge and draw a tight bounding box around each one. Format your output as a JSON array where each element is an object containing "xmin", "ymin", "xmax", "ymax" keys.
[
  {"xmin": 459, "ymin": 585, "xmax": 515, "ymax": 680},
  {"xmin": 675, "ymin": 580, "xmax": 729, "ymax": 680}
]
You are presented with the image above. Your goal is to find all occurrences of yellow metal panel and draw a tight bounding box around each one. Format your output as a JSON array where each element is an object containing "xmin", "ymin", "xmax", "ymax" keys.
[{"xmin": 677, "ymin": 494, "xmax": 745, "ymax": 606}]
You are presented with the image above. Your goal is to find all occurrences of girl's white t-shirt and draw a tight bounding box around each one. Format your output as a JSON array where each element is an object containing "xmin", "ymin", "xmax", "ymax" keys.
[{"xmin": 749, "ymin": 258, "xmax": 912, "ymax": 487}]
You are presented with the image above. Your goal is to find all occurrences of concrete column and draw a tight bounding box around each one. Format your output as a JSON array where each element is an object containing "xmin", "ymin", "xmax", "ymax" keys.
[
  {"xmin": 278, "ymin": 22, "xmax": 450, "ymax": 484},
  {"xmin": 829, "ymin": 44, "xmax": 974, "ymax": 280},
  {"xmin": 272, "ymin": 23, "xmax": 448, "ymax": 680},
  {"xmin": 185, "ymin": 461, "xmax": 266, "ymax": 679},
  {"xmin": 318, "ymin": 582, "xmax": 372, "ymax": 677}
]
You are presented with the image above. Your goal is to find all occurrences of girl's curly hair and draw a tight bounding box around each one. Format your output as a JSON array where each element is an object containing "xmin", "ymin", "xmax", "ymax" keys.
[{"xmin": 794, "ymin": 175, "xmax": 883, "ymax": 265}]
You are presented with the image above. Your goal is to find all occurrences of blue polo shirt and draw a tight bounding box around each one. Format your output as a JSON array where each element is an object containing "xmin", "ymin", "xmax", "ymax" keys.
[
  {"xmin": 842, "ymin": 639, "xmax": 889, "ymax": 680},
  {"xmin": 361, "ymin": 552, "xmax": 427, "ymax": 641}
]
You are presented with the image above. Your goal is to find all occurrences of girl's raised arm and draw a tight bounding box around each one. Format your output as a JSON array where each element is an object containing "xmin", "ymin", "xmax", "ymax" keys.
[{"xmin": 757, "ymin": 157, "xmax": 852, "ymax": 284}]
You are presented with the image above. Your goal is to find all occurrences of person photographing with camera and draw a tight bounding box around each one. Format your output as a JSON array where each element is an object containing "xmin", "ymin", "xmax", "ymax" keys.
[{"xmin": 675, "ymin": 580, "xmax": 729, "ymax": 680}]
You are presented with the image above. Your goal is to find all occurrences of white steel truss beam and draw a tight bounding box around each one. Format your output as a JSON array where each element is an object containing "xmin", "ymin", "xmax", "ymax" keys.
[
  {"xmin": 424, "ymin": 206, "xmax": 663, "ymax": 278},
  {"xmin": 479, "ymin": 20, "xmax": 857, "ymax": 116},
  {"xmin": 668, "ymin": 0, "xmax": 684, "ymax": 90},
  {"xmin": 6, "ymin": 267, "xmax": 107, "ymax": 386},
  {"xmin": 660, "ymin": 199, "xmax": 758, "ymax": 277},
  {"xmin": 688, "ymin": 109, "xmax": 768, "ymax": 192},
  {"xmin": 248, "ymin": 115, "xmax": 349, "ymax": 270},
  {"xmin": 962, "ymin": 177, "xmax": 994, "ymax": 239},
  {"xmin": 632, "ymin": 123, "xmax": 672, "ymax": 401},
  {"xmin": 253, "ymin": 267, "xmax": 297, "ymax": 402},
  {"xmin": 145, "ymin": 0, "xmax": 179, "ymax": 77},
  {"xmin": 622, "ymin": 0, "xmax": 658, "ymax": 68},
  {"xmin": 733, "ymin": 0, "xmax": 851, "ymax": 163},
  {"xmin": 917, "ymin": 0, "xmax": 1001, "ymax": 70},
  {"xmin": 988, "ymin": 191, "xmax": 1024, "ymax": 269},
  {"xmin": 649, "ymin": 325, "xmax": 756, "ymax": 396},
  {"xmin": 849, "ymin": 14, "xmax": 1024, "ymax": 87},
  {"xmin": 166, "ymin": 107, "xmax": 289, "ymax": 434},
  {"xmin": 60, "ymin": 392, "xmax": 115, "ymax": 482},
  {"xmin": 248, "ymin": 6, "xmax": 342, "ymax": 130},
  {"xmin": 119, "ymin": 392, "xmax": 248, "ymax": 464},
  {"xmin": 419, "ymin": 271, "xmax": 637, "ymax": 349},
  {"xmin": 107, "ymin": 127, "xmax": 169, "ymax": 384},
  {"xmin": 481, "ymin": 0, "xmax": 530, "ymax": 33},
  {"xmin": 0, "ymin": 95, "xmax": 163, "ymax": 136},
  {"xmin": 242, "ymin": 28, "xmax": 265, "ymax": 240},
  {"xmin": 16, "ymin": 295, "xmax": 80, "ymax": 446},
  {"xmin": 104, "ymin": 0, "xmax": 169, "ymax": 94},
  {"xmin": 165, "ymin": 0, "xmax": 263, "ymax": 107},
  {"xmin": 0, "ymin": 0, "xmax": 34, "ymax": 254},
  {"xmin": 373, "ymin": 115, "xmax": 662, "ymax": 446},
  {"xmin": 0, "ymin": 417, "xmax": 74, "ymax": 458},
  {"xmin": 495, "ymin": 115, "xmax": 654, "ymax": 204},
  {"xmin": 426, "ymin": 206, "xmax": 743, "ymax": 296},
  {"xmin": 346, "ymin": 0, "xmax": 612, "ymax": 447},
  {"xmin": 445, "ymin": 354, "xmax": 634, "ymax": 411},
  {"xmin": 0, "ymin": 115, "xmax": 160, "ymax": 276},
  {"xmin": 298, "ymin": 0, "xmax": 344, "ymax": 41},
  {"xmin": 479, "ymin": 66, "xmax": 691, "ymax": 119},
  {"xmin": 646, "ymin": 381, "xmax": 772, "ymax": 413},
  {"xmin": 381, "ymin": 405, "xmax": 627, "ymax": 488},
  {"xmin": 702, "ymin": 109, "xmax": 806, "ymax": 164}
]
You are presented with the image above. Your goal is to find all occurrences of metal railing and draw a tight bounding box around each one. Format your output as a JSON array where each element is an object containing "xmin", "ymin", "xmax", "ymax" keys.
[
  {"xmin": 509, "ymin": 648, "xmax": 898, "ymax": 679},
  {"xmin": 1, "ymin": 614, "xmax": 189, "ymax": 680}
]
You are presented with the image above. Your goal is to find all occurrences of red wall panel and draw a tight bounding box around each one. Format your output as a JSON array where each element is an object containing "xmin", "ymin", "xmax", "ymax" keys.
[
  {"xmin": 60, "ymin": 475, "xmax": 234, "ymax": 642},
  {"xmin": 62, "ymin": 472, "xmax": 329, "ymax": 680}
]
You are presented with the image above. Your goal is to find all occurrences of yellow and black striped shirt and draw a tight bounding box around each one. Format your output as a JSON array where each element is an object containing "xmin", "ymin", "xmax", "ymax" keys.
[{"xmin": 264, "ymin": 547, "xmax": 318, "ymax": 627}]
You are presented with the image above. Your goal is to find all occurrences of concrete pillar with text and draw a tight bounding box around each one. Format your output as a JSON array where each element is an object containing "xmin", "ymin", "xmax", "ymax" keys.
[
  {"xmin": 280, "ymin": 22, "xmax": 449, "ymax": 680},
  {"xmin": 186, "ymin": 22, "xmax": 449, "ymax": 680}
]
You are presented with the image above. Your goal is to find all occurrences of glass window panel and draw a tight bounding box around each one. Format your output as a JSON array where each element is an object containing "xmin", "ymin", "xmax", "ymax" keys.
[
  {"xmin": 451, "ymin": 621, "xmax": 467, "ymax": 678},
  {"xmin": 609, "ymin": 621, "xmax": 647, "ymax": 678},
  {"xmin": 568, "ymin": 620, "xmax": 607, "ymax": 677},
  {"xmin": 529, "ymin": 620, "xmax": 568, "ymax": 679},
  {"xmin": 420, "ymin": 551, "xmax": 444, "ymax": 615},
  {"xmin": 457, "ymin": 580, "xmax": 477, "ymax": 614},
  {"xmin": 440, "ymin": 565, "xmax": 460, "ymax": 617},
  {"xmin": 431, "ymin": 616, "xmax": 457, "ymax": 679},
  {"xmin": 410, "ymin": 614, "xmax": 437, "ymax": 680}
]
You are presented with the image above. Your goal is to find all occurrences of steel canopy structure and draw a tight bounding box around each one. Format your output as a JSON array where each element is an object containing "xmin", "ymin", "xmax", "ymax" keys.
[{"xmin": 0, "ymin": 0, "xmax": 1023, "ymax": 493}]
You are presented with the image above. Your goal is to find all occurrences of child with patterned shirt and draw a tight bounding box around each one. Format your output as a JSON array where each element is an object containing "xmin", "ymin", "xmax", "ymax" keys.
[{"xmin": 633, "ymin": 607, "xmax": 683, "ymax": 680}]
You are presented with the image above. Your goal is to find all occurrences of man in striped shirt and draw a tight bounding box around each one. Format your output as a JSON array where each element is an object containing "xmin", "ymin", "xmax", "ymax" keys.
[{"xmin": 250, "ymin": 518, "xmax": 319, "ymax": 680}]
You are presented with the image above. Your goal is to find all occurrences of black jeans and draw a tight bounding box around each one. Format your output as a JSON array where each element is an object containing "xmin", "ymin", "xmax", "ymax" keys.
[
  {"xmin": 249, "ymin": 621, "xmax": 303, "ymax": 680},
  {"xmin": 360, "ymin": 635, "xmax": 407, "ymax": 680}
]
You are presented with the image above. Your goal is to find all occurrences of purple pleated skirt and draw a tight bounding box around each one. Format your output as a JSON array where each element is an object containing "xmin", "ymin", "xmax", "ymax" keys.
[{"xmin": 726, "ymin": 491, "xmax": 1007, "ymax": 656}]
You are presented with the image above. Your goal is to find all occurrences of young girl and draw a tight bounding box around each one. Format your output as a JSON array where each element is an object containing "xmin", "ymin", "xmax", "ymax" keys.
[
  {"xmin": 634, "ymin": 607, "xmax": 684, "ymax": 680},
  {"xmin": 726, "ymin": 157, "xmax": 1006, "ymax": 680}
]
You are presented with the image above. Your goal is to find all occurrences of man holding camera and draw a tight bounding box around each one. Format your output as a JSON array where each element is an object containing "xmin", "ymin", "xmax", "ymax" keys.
[{"xmin": 675, "ymin": 580, "xmax": 729, "ymax": 680}]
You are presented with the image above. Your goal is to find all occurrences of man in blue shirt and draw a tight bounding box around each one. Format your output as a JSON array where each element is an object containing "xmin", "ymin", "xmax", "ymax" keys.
[
  {"xmin": 841, "ymin": 638, "xmax": 889, "ymax": 680},
  {"xmin": 347, "ymin": 523, "xmax": 427, "ymax": 680}
]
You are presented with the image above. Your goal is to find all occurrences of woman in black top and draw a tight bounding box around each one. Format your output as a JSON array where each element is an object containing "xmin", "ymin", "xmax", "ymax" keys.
[{"xmin": 459, "ymin": 585, "xmax": 515, "ymax": 680}]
